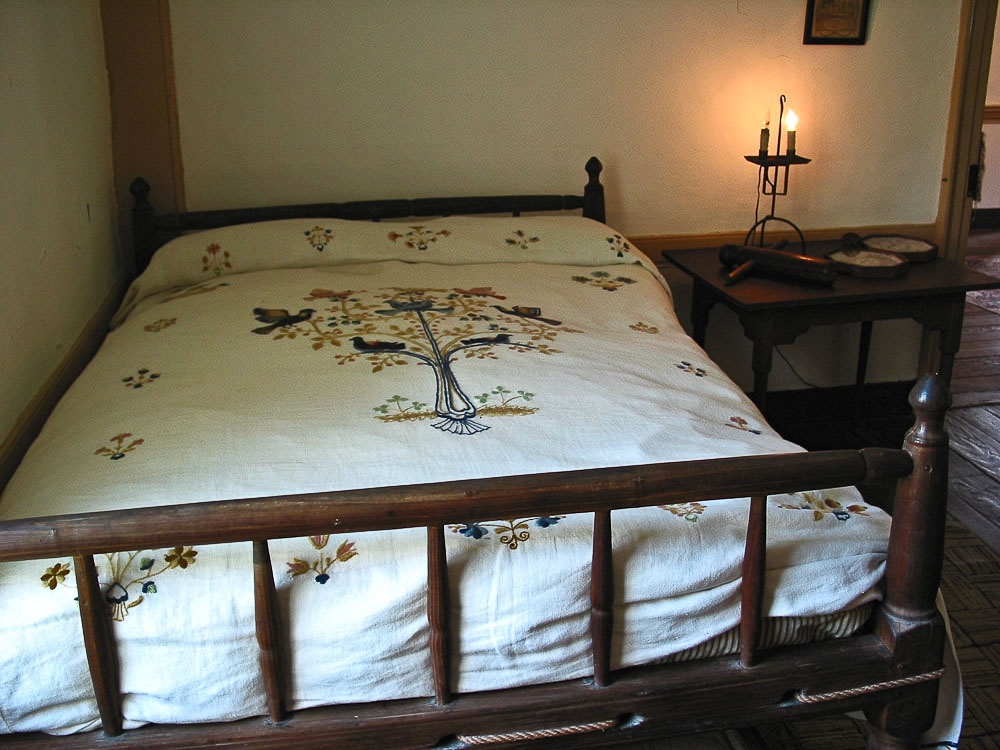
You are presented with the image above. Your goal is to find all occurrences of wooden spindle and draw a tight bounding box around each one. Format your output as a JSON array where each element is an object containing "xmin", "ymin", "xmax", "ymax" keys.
[
  {"xmin": 252, "ymin": 540, "xmax": 287, "ymax": 723},
  {"xmin": 73, "ymin": 554, "xmax": 123, "ymax": 736},
  {"xmin": 427, "ymin": 525, "xmax": 451, "ymax": 705},
  {"xmin": 590, "ymin": 509, "xmax": 614, "ymax": 686},
  {"xmin": 739, "ymin": 494, "xmax": 768, "ymax": 668}
]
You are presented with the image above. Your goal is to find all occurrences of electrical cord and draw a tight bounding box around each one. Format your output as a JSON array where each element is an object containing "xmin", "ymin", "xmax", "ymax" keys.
[{"xmin": 774, "ymin": 345, "xmax": 821, "ymax": 389}]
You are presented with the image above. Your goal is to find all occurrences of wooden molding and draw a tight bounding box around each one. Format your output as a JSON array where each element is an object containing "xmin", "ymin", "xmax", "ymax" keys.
[
  {"xmin": 984, "ymin": 104, "xmax": 1000, "ymax": 123},
  {"xmin": 629, "ymin": 223, "xmax": 937, "ymax": 258},
  {"xmin": 0, "ymin": 273, "xmax": 131, "ymax": 493}
]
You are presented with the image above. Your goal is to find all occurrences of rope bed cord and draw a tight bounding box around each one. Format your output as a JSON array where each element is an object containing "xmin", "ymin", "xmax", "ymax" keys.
[
  {"xmin": 796, "ymin": 668, "xmax": 945, "ymax": 704},
  {"xmin": 455, "ymin": 717, "xmax": 618, "ymax": 745}
]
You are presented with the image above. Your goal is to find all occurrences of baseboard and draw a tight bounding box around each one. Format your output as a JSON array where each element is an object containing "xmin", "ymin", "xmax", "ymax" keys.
[{"xmin": 0, "ymin": 272, "xmax": 132, "ymax": 492}]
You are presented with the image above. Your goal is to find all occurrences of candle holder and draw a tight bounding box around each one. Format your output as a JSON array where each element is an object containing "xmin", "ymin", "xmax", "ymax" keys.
[{"xmin": 744, "ymin": 94, "xmax": 811, "ymax": 249}]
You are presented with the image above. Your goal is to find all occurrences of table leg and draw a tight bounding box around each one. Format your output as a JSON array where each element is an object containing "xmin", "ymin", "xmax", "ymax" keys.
[
  {"xmin": 935, "ymin": 295, "xmax": 967, "ymax": 385},
  {"xmin": 690, "ymin": 281, "xmax": 713, "ymax": 347},
  {"xmin": 749, "ymin": 323, "xmax": 776, "ymax": 413},
  {"xmin": 855, "ymin": 320, "xmax": 873, "ymax": 416}
]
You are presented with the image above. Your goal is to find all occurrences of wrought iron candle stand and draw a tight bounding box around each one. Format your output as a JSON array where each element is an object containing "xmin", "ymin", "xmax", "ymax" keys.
[{"xmin": 744, "ymin": 94, "xmax": 810, "ymax": 250}]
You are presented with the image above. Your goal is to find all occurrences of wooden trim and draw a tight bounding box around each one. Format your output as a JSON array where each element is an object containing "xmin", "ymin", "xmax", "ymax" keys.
[
  {"xmin": 0, "ymin": 273, "xmax": 131, "ymax": 493},
  {"xmin": 629, "ymin": 223, "xmax": 937, "ymax": 258},
  {"xmin": 100, "ymin": 0, "xmax": 185, "ymax": 275},
  {"xmin": 984, "ymin": 104, "xmax": 1000, "ymax": 123}
]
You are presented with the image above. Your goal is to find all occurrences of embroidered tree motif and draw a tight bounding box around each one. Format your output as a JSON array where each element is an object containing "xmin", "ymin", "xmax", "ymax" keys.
[{"xmin": 254, "ymin": 287, "xmax": 579, "ymax": 434}]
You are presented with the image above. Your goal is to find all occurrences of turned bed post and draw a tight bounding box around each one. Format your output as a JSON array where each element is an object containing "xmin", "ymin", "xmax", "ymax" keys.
[
  {"xmin": 866, "ymin": 373, "xmax": 951, "ymax": 749},
  {"xmin": 583, "ymin": 157, "xmax": 605, "ymax": 223}
]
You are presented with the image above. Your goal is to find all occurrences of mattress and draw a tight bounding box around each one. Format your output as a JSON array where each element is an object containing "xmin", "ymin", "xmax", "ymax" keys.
[{"xmin": 0, "ymin": 215, "xmax": 892, "ymax": 734}]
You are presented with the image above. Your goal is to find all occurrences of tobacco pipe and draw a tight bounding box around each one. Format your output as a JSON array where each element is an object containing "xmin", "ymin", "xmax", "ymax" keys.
[{"xmin": 719, "ymin": 241, "xmax": 834, "ymax": 287}]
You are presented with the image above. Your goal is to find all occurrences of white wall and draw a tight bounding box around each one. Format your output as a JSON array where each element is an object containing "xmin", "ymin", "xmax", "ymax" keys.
[
  {"xmin": 166, "ymin": 1, "xmax": 962, "ymax": 392},
  {"xmin": 0, "ymin": 2, "xmax": 120, "ymax": 442}
]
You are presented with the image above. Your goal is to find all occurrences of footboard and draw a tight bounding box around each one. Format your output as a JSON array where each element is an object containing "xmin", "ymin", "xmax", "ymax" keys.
[{"xmin": 0, "ymin": 375, "xmax": 950, "ymax": 750}]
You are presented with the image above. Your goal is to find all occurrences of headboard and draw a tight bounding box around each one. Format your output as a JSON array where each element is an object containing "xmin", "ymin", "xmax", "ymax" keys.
[{"xmin": 128, "ymin": 157, "xmax": 606, "ymax": 275}]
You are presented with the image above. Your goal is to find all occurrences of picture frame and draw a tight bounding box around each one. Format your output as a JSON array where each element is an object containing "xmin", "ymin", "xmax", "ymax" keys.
[{"xmin": 804, "ymin": 0, "xmax": 871, "ymax": 45}]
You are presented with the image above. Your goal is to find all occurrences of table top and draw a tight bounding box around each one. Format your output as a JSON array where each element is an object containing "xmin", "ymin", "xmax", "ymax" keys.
[{"xmin": 661, "ymin": 242, "xmax": 1000, "ymax": 312}]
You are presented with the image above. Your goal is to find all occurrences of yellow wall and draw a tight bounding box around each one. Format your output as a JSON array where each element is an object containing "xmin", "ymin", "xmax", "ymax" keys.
[
  {"xmin": 169, "ymin": 1, "xmax": 959, "ymax": 235},
  {"xmin": 0, "ymin": 2, "xmax": 120, "ymax": 444}
]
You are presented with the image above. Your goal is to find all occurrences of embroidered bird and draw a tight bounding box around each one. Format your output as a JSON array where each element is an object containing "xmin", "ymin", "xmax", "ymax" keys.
[
  {"xmin": 351, "ymin": 336, "xmax": 407, "ymax": 352},
  {"xmin": 251, "ymin": 307, "xmax": 315, "ymax": 334},
  {"xmin": 491, "ymin": 305, "xmax": 562, "ymax": 326},
  {"xmin": 461, "ymin": 333, "xmax": 512, "ymax": 345}
]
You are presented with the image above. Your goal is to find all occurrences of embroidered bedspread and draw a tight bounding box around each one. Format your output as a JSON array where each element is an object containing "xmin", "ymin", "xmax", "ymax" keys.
[{"xmin": 0, "ymin": 216, "xmax": 898, "ymax": 734}]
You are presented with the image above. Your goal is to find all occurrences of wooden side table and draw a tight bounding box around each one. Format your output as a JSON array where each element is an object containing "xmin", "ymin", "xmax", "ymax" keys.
[{"xmin": 661, "ymin": 242, "xmax": 1000, "ymax": 412}]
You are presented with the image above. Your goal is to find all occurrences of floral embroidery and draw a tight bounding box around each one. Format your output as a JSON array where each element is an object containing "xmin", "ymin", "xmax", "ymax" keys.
[
  {"xmin": 778, "ymin": 492, "xmax": 870, "ymax": 522},
  {"xmin": 41, "ymin": 548, "xmax": 198, "ymax": 620},
  {"xmin": 94, "ymin": 433, "xmax": 144, "ymax": 460},
  {"xmin": 630, "ymin": 321, "xmax": 659, "ymax": 334},
  {"xmin": 450, "ymin": 516, "xmax": 565, "ymax": 550},
  {"xmin": 122, "ymin": 368, "xmax": 161, "ymax": 388},
  {"xmin": 372, "ymin": 395, "xmax": 430, "ymax": 422},
  {"xmin": 254, "ymin": 287, "xmax": 578, "ymax": 434},
  {"xmin": 675, "ymin": 360, "xmax": 707, "ymax": 377},
  {"xmin": 160, "ymin": 282, "xmax": 230, "ymax": 304},
  {"xmin": 387, "ymin": 226, "xmax": 451, "ymax": 251},
  {"xmin": 287, "ymin": 537, "xmax": 358, "ymax": 584},
  {"xmin": 660, "ymin": 502, "xmax": 707, "ymax": 522},
  {"xmin": 372, "ymin": 386, "xmax": 537, "ymax": 423},
  {"xmin": 606, "ymin": 234, "xmax": 632, "ymax": 258},
  {"xmin": 41, "ymin": 562, "xmax": 71, "ymax": 590},
  {"xmin": 506, "ymin": 230, "xmax": 540, "ymax": 249},
  {"xmin": 144, "ymin": 318, "xmax": 177, "ymax": 332},
  {"xmin": 725, "ymin": 417, "xmax": 761, "ymax": 435},
  {"xmin": 304, "ymin": 226, "xmax": 334, "ymax": 251},
  {"xmin": 201, "ymin": 243, "xmax": 232, "ymax": 277},
  {"xmin": 571, "ymin": 271, "xmax": 637, "ymax": 292}
]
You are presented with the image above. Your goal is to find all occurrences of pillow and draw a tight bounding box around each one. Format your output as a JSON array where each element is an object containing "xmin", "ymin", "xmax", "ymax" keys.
[{"xmin": 113, "ymin": 215, "xmax": 657, "ymax": 325}]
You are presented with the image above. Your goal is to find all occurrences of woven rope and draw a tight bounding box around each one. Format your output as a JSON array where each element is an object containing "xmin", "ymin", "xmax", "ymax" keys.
[
  {"xmin": 796, "ymin": 668, "xmax": 945, "ymax": 704},
  {"xmin": 456, "ymin": 717, "xmax": 617, "ymax": 745}
]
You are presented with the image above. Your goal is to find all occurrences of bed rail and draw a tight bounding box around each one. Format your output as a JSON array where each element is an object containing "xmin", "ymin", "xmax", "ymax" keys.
[
  {"xmin": 0, "ymin": 375, "xmax": 950, "ymax": 748},
  {"xmin": 129, "ymin": 157, "xmax": 606, "ymax": 275}
]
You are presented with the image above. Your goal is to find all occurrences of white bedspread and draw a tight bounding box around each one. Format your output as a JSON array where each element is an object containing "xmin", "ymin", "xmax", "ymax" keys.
[{"xmin": 0, "ymin": 216, "xmax": 900, "ymax": 734}]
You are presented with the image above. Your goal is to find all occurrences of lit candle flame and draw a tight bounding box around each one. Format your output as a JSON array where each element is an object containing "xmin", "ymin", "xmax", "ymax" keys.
[{"xmin": 786, "ymin": 109, "xmax": 798, "ymax": 131}]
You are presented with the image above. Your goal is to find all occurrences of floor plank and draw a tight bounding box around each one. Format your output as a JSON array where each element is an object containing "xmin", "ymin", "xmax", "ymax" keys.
[{"xmin": 947, "ymin": 407, "xmax": 1000, "ymax": 483}]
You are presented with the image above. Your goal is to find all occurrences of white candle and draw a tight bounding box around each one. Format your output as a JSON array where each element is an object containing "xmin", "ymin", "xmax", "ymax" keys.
[{"xmin": 786, "ymin": 109, "xmax": 798, "ymax": 154}]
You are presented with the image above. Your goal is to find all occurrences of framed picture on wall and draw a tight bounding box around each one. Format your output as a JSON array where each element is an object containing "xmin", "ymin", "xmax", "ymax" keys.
[{"xmin": 803, "ymin": 0, "xmax": 871, "ymax": 45}]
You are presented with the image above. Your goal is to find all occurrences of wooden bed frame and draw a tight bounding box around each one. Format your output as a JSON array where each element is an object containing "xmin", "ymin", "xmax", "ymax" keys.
[{"xmin": 0, "ymin": 159, "xmax": 952, "ymax": 749}]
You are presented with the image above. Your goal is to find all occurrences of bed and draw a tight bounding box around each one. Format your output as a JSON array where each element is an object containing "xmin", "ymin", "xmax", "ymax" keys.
[{"xmin": 0, "ymin": 158, "xmax": 958, "ymax": 748}]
